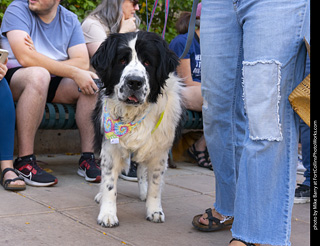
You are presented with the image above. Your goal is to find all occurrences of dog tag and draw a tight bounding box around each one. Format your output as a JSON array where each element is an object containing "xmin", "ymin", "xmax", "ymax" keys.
[{"xmin": 110, "ymin": 137, "xmax": 119, "ymax": 144}]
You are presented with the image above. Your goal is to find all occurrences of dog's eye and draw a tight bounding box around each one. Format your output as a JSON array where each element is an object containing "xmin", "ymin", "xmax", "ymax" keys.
[
  {"xmin": 120, "ymin": 58, "xmax": 127, "ymax": 65},
  {"xmin": 144, "ymin": 60, "xmax": 150, "ymax": 67}
]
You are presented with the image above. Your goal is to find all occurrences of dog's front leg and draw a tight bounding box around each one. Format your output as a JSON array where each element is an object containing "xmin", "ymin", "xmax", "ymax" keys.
[
  {"xmin": 146, "ymin": 157, "xmax": 167, "ymax": 223},
  {"xmin": 96, "ymin": 150, "xmax": 120, "ymax": 227},
  {"xmin": 137, "ymin": 164, "xmax": 148, "ymax": 201}
]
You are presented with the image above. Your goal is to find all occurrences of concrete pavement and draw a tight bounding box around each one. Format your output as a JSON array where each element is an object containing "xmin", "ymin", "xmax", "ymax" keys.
[{"xmin": 0, "ymin": 154, "xmax": 310, "ymax": 246}]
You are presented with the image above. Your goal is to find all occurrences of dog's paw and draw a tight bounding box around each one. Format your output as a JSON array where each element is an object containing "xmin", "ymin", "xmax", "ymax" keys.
[
  {"xmin": 139, "ymin": 192, "xmax": 147, "ymax": 201},
  {"xmin": 94, "ymin": 193, "xmax": 102, "ymax": 204},
  {"xmin": 146, "ymin": 211, "xmax": 165, "ymax": 223},
  {"xmin": 97, "ymin": 212, "xmax": 119, "ymax": 228}
]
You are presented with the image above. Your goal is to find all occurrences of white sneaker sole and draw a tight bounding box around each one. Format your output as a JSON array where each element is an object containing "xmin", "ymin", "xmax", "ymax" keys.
[
  {"xmin": 119, "ymin": 173, "xmax": 138, "ymax": 182},
  {"xmin": 77, "ymin": 169, "xmax": 100, "ymax": 182},
  {"xmin": 16, "ymin": 170, "xmax": 57, "ymax": 187},
  {"xmin": 294, "ymin": 197, "xmax": 310, "ymax": 204}
]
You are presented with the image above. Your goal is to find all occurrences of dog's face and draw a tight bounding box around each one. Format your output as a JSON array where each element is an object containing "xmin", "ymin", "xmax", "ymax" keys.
[{"xmin": 91, "ymin": 31, "xmax": 179, "ymax": 104}]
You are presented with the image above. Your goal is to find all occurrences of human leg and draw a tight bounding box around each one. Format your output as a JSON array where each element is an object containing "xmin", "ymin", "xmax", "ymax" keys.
[
  {"xmin": 7, "ymin": 67, "xmax": 58, "ymax": 186},
  {"xmin": 53, "ymin": 78, "xmax": 100, "ymax": 182},
  {"xmin": 301, "ymin": 55, "xmax": 311, "ymax": 187},
  {"xmin": 200, "ymin": 0, "xmax": 244, "ymax": 216},
  {"xmin": 182, "ymin": 85, "xmax": 203, "ymax": 112},
  {"xmin": 52, "ymin": 77, "xmax": 97, "ymax": 152},
  {"xmin": 231, "ymin": 0, "xmax": 310, "ymax": 244},
  {"xmin": 0, "ymin": 78, "xmax": 16, "ymax": 162},
  {"xmin": 8, "ymin": 67, "xmax": 50, "ymax": 157},
  {"xmin": 0, "ymin": 78, "xmax": 25, "ymax": 189},
  {"xmin": 294, "ymin": 55, "xmax": 310, "ymax": 203},
  {"xmin": 301, "ymin": 121, "xmax": 310, "ymax": 187},
  {"xmin": 182, "ymin": 85, "xmax": 211, "ymax": 168},
  {"xmin": 295, "ymin": 120, "xmax": 310, "ymax": 203}
]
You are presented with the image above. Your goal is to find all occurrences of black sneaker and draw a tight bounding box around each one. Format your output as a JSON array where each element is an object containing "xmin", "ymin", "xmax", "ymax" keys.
[
  {"xmin": 77, "ymin": 154, "xmax": 101, "ymax": 182},
  {"xmin": 119, "ymin": 161, "xmax": 138, "ymax": 182},
  {"xmin": 294, "ymin": 184, "xmax": 310, "ymax": 204},
  {"xmin": 14, "ymin": 155, "xmax": 58, "ymax": 187}
]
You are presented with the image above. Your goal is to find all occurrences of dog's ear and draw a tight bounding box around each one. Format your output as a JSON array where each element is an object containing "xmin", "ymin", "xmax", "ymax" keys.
[
  {"xmin": 136, "ymin": 32, "xmax": 180, "ymax": 103},
  {"xmin": 156, "ymin": 36, "xmax": 180, "ymax": 84},
  {"xmin": 91, "ymin": 34, "xmax": 119, "ymax": 80},
  {"xmin": 164, "ymin": 43, "xmax": 180, "ymax": 74}
]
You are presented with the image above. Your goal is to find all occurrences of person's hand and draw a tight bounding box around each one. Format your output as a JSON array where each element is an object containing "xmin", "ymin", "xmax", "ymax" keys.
[
  {"xmin": 73, "ymin": 68, "xmax": 99, "ymax": 95},
  {"xmin": 119, "ymin": 15, "xmax": 137, "ymax": 33},
  {"xmin": 0, "ymin": 59, "xmax": 8, "ymax": 80},
  {"xmin": 24, "ymin": 34, "xmax": 36, "ymax": 51}
]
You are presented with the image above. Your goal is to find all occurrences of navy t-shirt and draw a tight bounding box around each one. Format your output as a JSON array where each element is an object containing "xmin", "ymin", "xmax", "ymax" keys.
[{"xmin": 169, "ymin": 33, "xmax": 201, "ymax": 82}]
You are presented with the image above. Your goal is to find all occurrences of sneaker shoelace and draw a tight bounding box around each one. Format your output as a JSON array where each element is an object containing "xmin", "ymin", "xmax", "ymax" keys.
[
  {"xmin": 18, "ymin": 158, "xmax": 48, "ymax": 173},
  {"xmin": 83, "ymin": 158, "xmax": 101, "ymax": 170}
]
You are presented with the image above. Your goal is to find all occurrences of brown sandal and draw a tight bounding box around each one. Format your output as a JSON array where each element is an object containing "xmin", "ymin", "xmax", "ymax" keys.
[
  {"xmin": 1, "ymin": 168, "xmax": 26, "ymax": 191},
  {"xmin": 192, "ymin": 208, "xmax": 233, "ymax": 232}
]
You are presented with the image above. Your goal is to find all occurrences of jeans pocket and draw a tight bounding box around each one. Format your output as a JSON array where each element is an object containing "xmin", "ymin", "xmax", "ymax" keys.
[{"xmin": 242, "ymin": 60, "xmax": 283, "ymax": 141}]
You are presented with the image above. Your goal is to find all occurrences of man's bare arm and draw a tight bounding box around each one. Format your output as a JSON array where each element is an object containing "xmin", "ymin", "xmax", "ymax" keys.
[{"xmin": 7, "ymin": 30, "xmax": 98, "ymax": 94}]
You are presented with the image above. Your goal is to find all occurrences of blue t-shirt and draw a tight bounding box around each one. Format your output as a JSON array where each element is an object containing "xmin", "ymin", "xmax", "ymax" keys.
[
  {"xmin": 169, "ymin": 33, "xmax": 201, "ymax": 82},
  {"xmin": 0, "ymin": 0, "xmax": 85, "ymax": 69}
]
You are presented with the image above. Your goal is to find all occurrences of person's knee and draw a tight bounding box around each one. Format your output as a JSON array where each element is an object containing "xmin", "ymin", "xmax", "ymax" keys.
[
  {"xmin": 26, "ymin": 67, "xmax": 51, "ymax": 93},
  {"xmin": 182, "ymin": 86, "xmax": 203, "ymax": 111},
  {"xmin": 10, "ymin": 67, "xmax": 51, "ymax": 101}
]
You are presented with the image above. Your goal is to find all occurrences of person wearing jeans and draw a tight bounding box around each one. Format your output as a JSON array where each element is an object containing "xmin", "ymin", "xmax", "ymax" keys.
[
  {"xmin": 194, "ymin": 0, "xmax": 310, "ymax": 245},
  {"xmin": 295, "ymin": 54, "xmax": 311, "ymax": 204}
]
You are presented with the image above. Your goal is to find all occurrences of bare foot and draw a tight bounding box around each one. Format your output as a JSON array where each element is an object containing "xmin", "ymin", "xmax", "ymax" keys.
[
  {"xmin": 229, "ymin": 241, "xmax": 247, "ymax": 246},
  {"xmin": 229, "ymin": 239, "xmax": 260, "ymax": 246},
  {"xmin": 198, "ymin": 207, "xmax": 225, "ymax": 226},
  {"xmin": 4, "ymin": 170, "xmax": 25, "ymax": 186}
]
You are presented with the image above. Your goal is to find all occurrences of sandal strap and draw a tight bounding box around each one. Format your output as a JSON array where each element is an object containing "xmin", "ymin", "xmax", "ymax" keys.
[
  {"xmin": 189, "ymin": 145, "xmax": 212, "ymax": 168},
  {"xmin": 205, "ymin": 208, "xmax": 223, "ymax": 228},
  {"xmin": 1, "ymin": 168, "xmax": 22, "ymax": 185},
  {"xmin": 230, "ymin": 238, "xmax": 256, "ymax": 246},
  {"xmin": 2, "ymin": 167, "xmax": 19, "ymax": 176},
  {"xmin": 190, "ymin": 144, "xmax": 208, "ymax": 157},
  {"xmin": 4, "ymin": 176, "xmax": 25, "ymax": 186}
]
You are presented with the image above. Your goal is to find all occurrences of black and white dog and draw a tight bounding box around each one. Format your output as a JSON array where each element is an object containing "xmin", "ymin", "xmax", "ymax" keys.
[{"xmin": 91, "ymin": 31, "xmax": 183, "ymax": 227}]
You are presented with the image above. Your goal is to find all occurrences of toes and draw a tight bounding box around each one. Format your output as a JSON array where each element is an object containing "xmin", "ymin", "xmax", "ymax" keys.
[
  {"xmin": 94, "ymin": 193, "xmax": 102, "ymax": 204},
  {"xmin": 199, "ymin": 216, "xmax": 209, "ymax": 226},
  {"xmin": 98, "ymin": 219, "xmax": 119, "ymax": 228},
  {"xmin": 97, "ymin": 213, "xmax": 119, "ymax": 228},
  {"xmin": 146, "ymin": 211, "xmax": 165, "ymax": 223}
]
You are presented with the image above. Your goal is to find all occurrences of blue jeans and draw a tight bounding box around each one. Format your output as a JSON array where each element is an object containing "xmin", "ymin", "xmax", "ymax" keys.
[
  {"xmin": 300, "ymin": 120, "xmax": 310, "ymax": 187},
  {"xmin": 0, "ymin": 78, "xmax": 15, "ymax": 161},
  {"xmin": 300, "ymin": 55, "xmax": 311, "ymax": 187},
  {"xmin": 200, "ymin": 0, "xmax": 310, "ymax": 245}
]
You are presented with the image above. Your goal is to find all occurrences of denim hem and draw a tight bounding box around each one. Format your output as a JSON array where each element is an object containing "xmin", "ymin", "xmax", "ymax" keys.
[
  {"xmin": 231, "ymin": 232, "xmax": 291, "ymax": 246},
  {"xmin": 214, "ymin": 203, "xmax": 234, "ymax": 218}
]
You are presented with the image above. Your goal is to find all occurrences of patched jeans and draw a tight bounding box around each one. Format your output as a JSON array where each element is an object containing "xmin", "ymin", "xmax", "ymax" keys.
[{"xmin": 200, "ymin": 0, "xmax": 310, "ymax": 245}]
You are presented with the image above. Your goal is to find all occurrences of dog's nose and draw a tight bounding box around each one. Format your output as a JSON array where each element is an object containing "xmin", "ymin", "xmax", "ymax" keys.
[{"xmin": 126, "ymin": 77, "xmax": 144, "ymax": 91}]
